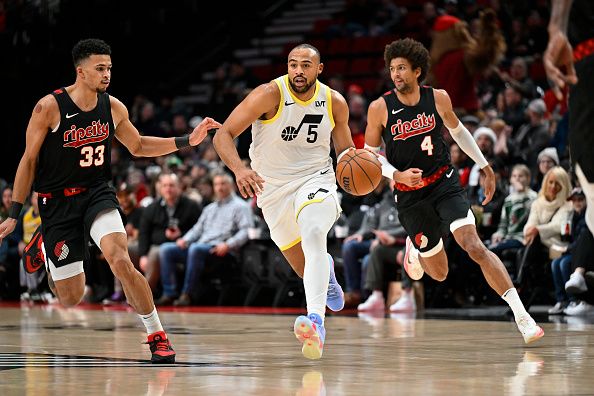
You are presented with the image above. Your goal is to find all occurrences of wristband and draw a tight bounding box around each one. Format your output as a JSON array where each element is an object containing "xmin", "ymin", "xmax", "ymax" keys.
[
  {"xmin": 175, "ymin": 135, "xmax": 191, "ymax": 149},
  {"xmin": 8, "ymin": 201, "xmax": 23, "ymax": 219}
]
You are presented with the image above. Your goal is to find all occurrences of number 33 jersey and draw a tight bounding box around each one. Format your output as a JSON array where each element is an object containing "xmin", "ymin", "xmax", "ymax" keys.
[
  {"xmin": 35, "ymin": 88, "xmax": 115, "ymax": 192},
  {"xmin": 249, "ymin": 75, "xmax": 335, "ymax": 181},
  {"xmin": 382, "ymin": 86, "xmax": 450, "ymax": 176}
]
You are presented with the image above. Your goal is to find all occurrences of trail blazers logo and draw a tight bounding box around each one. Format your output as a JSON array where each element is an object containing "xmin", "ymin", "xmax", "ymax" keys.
[
  {"xmin": 63, "ymin": 120, "xmax": 109, "ymax": 148},
  {"xmin": 54, "ymin": 241, "xmax": 70, "ymax": 261},
  {"xmin": 391, "ymin": 113, "xmax": 436, "ymax": 141}
]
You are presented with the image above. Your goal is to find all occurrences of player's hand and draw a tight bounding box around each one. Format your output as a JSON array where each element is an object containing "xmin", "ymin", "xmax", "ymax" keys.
[
  {"xmin": 210, "ymin": 243, "xmax": 229, "ymax": 257},
  {"xmin": 0, "ymin": 218, "xmax": 17, "ymax": 247},
  {"xmin": 480, "ymin": 165, "xmax": 496, "ymax": 205},
  {"xmin": 395, "ymin": 168, "xmax": 423, "ymax": 187},
  {"xmin": 189, "ymin": 117, "xmax": 223, "ymax": 146},
  {"xmin": 544, "ymin": 30, "xmax": 578, "ymax": 100},
  {"xmin": 235, "ymin": 167, "xmax": 265, "ymax": 198}
]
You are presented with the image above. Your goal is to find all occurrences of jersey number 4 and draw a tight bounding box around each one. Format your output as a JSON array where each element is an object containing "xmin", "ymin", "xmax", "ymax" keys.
[
  {"xmin": 80, "ymin": 145, "xmax": 105, "ymax": 167},
  {"xmin": 421, "ymin": 136, "xmax": 434, "ymax": 156}
]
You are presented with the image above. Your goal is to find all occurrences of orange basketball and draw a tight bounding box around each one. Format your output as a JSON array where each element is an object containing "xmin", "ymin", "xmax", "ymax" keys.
[{"xmin": 336, "ymin": 149, "xmax": 382, "ymax": 196}]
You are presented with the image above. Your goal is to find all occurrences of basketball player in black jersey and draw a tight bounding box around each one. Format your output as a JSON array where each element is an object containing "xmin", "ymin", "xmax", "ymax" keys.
[
  {"xmin": 545, "ymin": 0, "xmax": 594, "ymax": 238},
  {"xmin": 365, "ymin": 38, "xmax": 544, "ymax": 344},
  {"xmin": 0, "ymin": 39, "xmax": 222, "ymax": 363}
]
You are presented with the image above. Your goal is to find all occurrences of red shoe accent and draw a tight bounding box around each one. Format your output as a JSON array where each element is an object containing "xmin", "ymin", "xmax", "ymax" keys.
[
  {"xmin": 145, "ymin": 331, "xmax": 176, "ymax": 363},
  {"xmin": 23, "ymin": 226, "xmax": 45, "ymax": 274}
]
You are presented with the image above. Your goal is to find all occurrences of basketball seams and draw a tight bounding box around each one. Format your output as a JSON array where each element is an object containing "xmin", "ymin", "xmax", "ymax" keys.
[
  {"xmin": 354, "ymin": 152, "xmax": 382, "ymax": 171},
  {"xmin": 335, "ymin": 149, "xmax": 381, "ymax": 195}
]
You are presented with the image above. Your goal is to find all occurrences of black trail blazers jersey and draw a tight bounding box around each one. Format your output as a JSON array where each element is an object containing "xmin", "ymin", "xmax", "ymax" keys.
[
  {"xmin": 35, "ymin": 88, "xmax": 115, "ymax": 192},
  {"xmin": 382, "ymin": 86, "xmax": 449, "ymax": 176}
]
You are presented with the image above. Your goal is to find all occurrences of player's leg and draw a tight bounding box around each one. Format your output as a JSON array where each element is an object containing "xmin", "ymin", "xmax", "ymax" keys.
[
  {"xmin": 90, "ymin": 209, "xmax": 175, "ymax": 363},
  {"xmin": 41, "ymin": 244, "xmax": 86, "ymax": 307}
]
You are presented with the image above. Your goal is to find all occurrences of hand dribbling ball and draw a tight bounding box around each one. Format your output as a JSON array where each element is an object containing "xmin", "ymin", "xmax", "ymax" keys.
[{"xmin": 336, "ymin": 149, "xmax": 382, "ymax": 196}]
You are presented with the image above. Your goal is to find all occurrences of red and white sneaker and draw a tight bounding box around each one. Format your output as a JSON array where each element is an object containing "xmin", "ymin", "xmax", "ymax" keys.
[
  {"xmin": 404, "ymin": 237, "xmax": 424, "ymax": 281},
  {"xmin": 145, "ymin": 331, "xmax": 176, "ymax": 363},
  {"xmin": 516, "ymin": 316, "xmax": 545, "ymax": 344}
]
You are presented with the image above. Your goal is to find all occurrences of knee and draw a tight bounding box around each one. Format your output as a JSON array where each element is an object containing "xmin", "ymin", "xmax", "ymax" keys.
[
  {"xmin": 303, "ymin": 223, "xmax": 327, "ymax": 241},
  {"xmin": 109, "ymin": 254, "xmax": 135, "ymax": 279},
  {"xmin": 159, "ymin": 242, "xmax": 178, "ymax": 260},
  {"xmin": 58, "ymin": 288, "xmax": 84, "ymax": 307},
  {"xmin": 432, "ymin": 266, "xmax": 448, "ymax": 282}
]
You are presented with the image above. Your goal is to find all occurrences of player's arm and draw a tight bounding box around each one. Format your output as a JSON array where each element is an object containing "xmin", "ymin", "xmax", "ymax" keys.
[
  {"xmin": 364, "ymin": 98, "xmax": 422, "ymax": 186},
  {"xmin": 434, "ymin": 89, "xmax": 494, "ymax": 204},
  {"xmin": 544, "ymin": 0, "xmax": 577, "ymax": 100},
  {"xmin": 329, "ymin": 90, "xmax": 355, "ymax": 160},
  {"xmin": 213, "ymin": 83, "xmax": 278, "ymax": 198},
  {"xmin": 111, "ymin": 97, "xmax": 221, "ymax": 157},
  {"xmin": 0, "ymin": 95, "xmax": 55, "ymax": 241}
]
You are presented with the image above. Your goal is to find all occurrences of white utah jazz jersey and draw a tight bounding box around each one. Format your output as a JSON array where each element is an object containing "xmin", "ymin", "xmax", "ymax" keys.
[{"xmin": 249, "ymin": 75, "xmax": 335, "ymax": 181}]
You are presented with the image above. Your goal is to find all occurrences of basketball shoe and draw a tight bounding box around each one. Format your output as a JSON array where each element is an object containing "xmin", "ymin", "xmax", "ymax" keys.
[
  {"xmin": 294, "ymin": 313, "xmax": 326, "ymax": 360},
  {"xmin": 145, "ymin": 331, "xmax": 176, "ymax": 363},
  {"xmin": 516, "ymin": 315, "xmax": 545, "ymax": 344},
  {"xmin": 326, "ymin": 254, "xmax": 345, "ymax": 311},
  {"xmin": 404, "ymin": 237, "xmax": 424, "ymax": 281}
]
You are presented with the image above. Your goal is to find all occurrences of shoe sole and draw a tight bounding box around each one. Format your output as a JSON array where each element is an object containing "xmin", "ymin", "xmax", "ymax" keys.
[
  {"xmin": 151, "ymin": 354, "xmax": 176, "ymax": 364},
  {"xmin": 565, "ymin": 285, "xmax": 588, "ymax": 295},
  {"xmin": 294, "ymin": 316, "xmax": 323, "ymax": 360},
  {"xmin": 523, "ymin": 327, "xmax": 545, "ymax": 344},
  {"xmin": 404, "ymin": 238, "xmax": 424, "ymax": 281}
]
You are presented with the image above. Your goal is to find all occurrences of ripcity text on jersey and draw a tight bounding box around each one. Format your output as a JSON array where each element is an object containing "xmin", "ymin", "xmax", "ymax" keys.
[
  {"xmin": 35, "ymin": 88, "xmax": 115, "ymax": 192},
  {"xmin": 382, "ymin": 86, "xmax": 449, "ymax": 176},
  {"xmin": 249, "ymin": 75, "xmax": 335, "ymax": 181}
]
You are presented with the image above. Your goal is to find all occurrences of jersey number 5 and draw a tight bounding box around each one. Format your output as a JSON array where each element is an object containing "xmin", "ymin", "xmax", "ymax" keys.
[
  {"xmin": 421, "ymin": 136, "xmax": 434, "ymax": 156},
  {"xmin": 80, "ymin": 145, "xmax": 105, "ymax": 167}
]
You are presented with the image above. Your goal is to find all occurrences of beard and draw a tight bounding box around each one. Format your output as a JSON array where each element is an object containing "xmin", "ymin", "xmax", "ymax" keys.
[
  {"xmin": 395, "ymin": 81, "xmax": 413, "ymax": 94},
  {"xmin": 288, "ymin": 76, "xmax": 316, "ymax": 94}
]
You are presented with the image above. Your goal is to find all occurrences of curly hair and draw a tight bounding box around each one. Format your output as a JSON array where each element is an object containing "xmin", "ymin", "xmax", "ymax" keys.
[
  {"xmin": 72, "ymin": 39, "xmax": 111, "ymax": 66},
  {"xmin": 384, "ymin": 38, "xmax": 430, "ymax": 84}
]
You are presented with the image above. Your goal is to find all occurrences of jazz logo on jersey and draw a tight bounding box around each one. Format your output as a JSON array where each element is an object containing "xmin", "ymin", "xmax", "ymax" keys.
[
  {"xmin": 63, "ymin": 120, "xmax": 109, "ymax": 148},
  {"xmin": 281, "ymin": 114, "xmax": 323, "ymax": 142},
  {"xmin": 390, "ymin": 112, "xmax": 435, "ymax": 141}
]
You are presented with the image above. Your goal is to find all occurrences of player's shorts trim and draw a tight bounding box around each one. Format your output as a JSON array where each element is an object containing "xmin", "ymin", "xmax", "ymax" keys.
[
  {"xmin": 295, "ymin": 197, "xmax": 326, "ymax": 220},
  {"xmin": 450, "ymin": 209, "xmax": 476, "ymax": 232},
  {"xmin": 90, "ymin": 208, "xmax": 126, "ymax": 248},
  {"xmin": 261, "ymin": 79, "xmax": 284, "ymax": 125},
  {"xmin": 42, "ymin": 242, "xmax": 84, "ymax": 281},
  {"xmin": 419, "ymin": 238, "xmax": 444, "ymax": 258},
  {"xmin": 280, "ymin": 237, "xmax": 302, "ymax": 251}
]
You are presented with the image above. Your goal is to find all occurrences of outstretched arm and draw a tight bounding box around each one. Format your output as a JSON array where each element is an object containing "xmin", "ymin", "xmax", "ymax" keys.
[
  {"xmin": 213, "ymin": 83, "xmax": 279, "ymax": 198},
  {"xmin": 112, "ymin": 97, "xmax": 221, "ymax": 157},
  {"xmin": 434, "ymin": 89, "xmax": 494, "ymax": 205},
  {"xmin": 544, "ymin": 0, "xmax": 577, "ymax": 100},
  {"xmin": 0, "ymin": 95, "xmax": 56, "ymax": 242}
]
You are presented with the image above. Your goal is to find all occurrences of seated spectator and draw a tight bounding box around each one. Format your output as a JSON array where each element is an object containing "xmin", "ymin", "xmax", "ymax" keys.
[
  {"xmin": 138, "ymin": 173, "xmax": 201, "ymax": 292},
  {"xmin": 548, "ymin": 187, "xmax": 587, "ymax": 314},
  {"xmin": 157, "ymin": 171, "xmax": 253, "ymax": 306},
  {"xmin": 532, "ymin": 147, "xmax": 559, "ymax": 192},
  {"xmin": 563, "ymin": 227, "xmax": 594, "ymax": 316},
  {"xmin": 489, "ymin": 164, "xmax": 537, "ymax": 257},
  {"xmin": 518, "ymin": 166, "xmax": 572, "ymax": 286},
  {"xmin": 16, "ymin": 192, "xmax": 45, "ymax": 301},
  {"xmin": 450, "ymin": 142, "xmax": 472, "ymax": 188},
  {"xmin": 508, "ymin": 99, "xmax": 551, "ymax": 170},
  {"xmin": 0, "ymin": 185, "xmax": 22, "ymax": 299}
]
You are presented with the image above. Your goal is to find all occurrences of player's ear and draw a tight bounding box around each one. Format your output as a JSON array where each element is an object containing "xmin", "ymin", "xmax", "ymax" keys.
[
  {"xmin": 318, "ymin": 62, "xmax": 324, "ymax": 75},
  {"xmin": 76, "ymin": 65, "xmax": 85, "ymax": 80}
]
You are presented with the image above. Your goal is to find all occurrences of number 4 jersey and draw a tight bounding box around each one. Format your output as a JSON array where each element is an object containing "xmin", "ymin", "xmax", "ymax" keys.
[
  {"xmin": 35, "ymin": 88, "xmax": 115, "ymax": 192},
  {"xmin": 249, "ymin": 75, "xmax": 334, "ymax": 181},
  {"xmin": 382, "ymin": 86, "xmax": 450, "ymax": 177}
]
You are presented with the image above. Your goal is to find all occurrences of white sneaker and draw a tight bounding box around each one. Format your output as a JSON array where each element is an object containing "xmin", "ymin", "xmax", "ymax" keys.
[
  {"xmin": 389, "ymin": 289, "xmax": 416, "ymax": 313},
  {"xmin": 547, "ymin": 302, "xmax": 566, "ymax": 315},
  {"xmin": 404, "ymin": 237, "xmax": 424, "ymax": 281},
  {"xmin": 564, "ymin": 300, "xmax": 594, "ymax": 316},
  {"xmin": 565, "ymin": 272, "xmax": 588, "ymax": 295},
  {"xmin": 357, "ymin": 293, "xmax": 385, "ymax": 311},
  {"xmin": 516, "ymin": 315, "xmax": 544, "ymax": 344}
]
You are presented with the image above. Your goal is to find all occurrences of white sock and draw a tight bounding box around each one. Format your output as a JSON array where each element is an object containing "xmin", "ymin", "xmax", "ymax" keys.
[
  {"xmin": 298, "ymin": 197, "xmax": 338, "ymax": 321},
  {"xmin": 139, "ymin": 307, "xmax": 164, "ymax": 334},
  {"xmin": 501, "ymin": 288, "xmax": 528, "ymax": 321},
  {"xmin": 371, "ymin": 290, "xmax": 383, "ymax": 299}
]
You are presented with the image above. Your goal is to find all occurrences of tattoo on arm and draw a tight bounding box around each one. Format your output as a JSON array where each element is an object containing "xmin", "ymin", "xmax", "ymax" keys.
[{"xmin": 34, "ymin": 103, "xmax": 43, "ymax": 113}]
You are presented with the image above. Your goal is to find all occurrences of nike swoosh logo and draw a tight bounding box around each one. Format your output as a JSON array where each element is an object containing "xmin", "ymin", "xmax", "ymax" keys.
[
  {"xmin": 392, "ymin": 108, "xmax": 404, "ymax": 115},
  {"xmin": 446, "ymin": 169, "xmax": 454, "ymax": 178},
  {"xmin": 65, "ymin": 113, "xmax": 79, "ymax": 119},
  {"xmin": 320, "ymin": 169, "xmax": 330, "ymax": 174},
  {"xmin": 284, "ymin": 102, "xmax": 295, "ymax": 106}
]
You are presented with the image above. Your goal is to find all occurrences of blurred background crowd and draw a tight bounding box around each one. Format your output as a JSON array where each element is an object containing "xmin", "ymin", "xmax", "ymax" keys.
[{"xmin": 1, "ymin": 0, "xmax": 593, "ymax": 317}]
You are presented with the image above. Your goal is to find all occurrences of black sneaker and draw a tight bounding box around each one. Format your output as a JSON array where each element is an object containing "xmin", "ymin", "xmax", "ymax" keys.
[{"xmin": 144, "ymin": 331, "xmax": 176, "ymax": 364}]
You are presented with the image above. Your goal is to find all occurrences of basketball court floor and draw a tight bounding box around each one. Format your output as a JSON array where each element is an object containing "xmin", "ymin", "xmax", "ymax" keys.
[{"xmin": 1, "ymin": 302, "xmax": 593, "ymax": 395}]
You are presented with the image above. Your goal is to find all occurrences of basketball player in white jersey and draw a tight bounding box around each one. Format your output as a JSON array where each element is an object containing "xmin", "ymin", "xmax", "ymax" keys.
[{"xmin": 213, "ymin": 44, "xmax": 355, "ymax": 359}]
